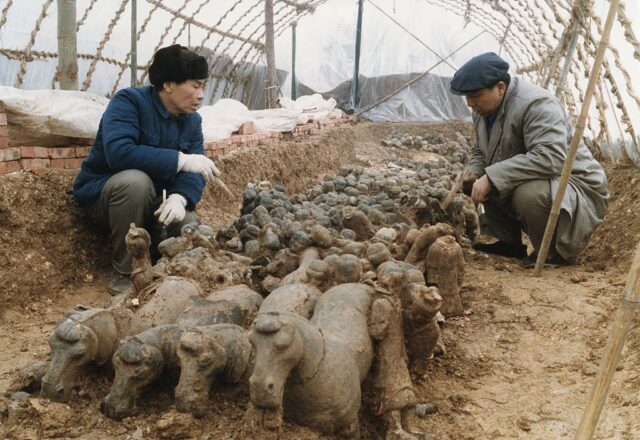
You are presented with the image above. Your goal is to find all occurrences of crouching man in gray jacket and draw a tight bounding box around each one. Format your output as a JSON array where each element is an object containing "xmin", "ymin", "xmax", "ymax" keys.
[{"xmin": 450, "ymin": 52, "xmax": 608, "ymax": 267}]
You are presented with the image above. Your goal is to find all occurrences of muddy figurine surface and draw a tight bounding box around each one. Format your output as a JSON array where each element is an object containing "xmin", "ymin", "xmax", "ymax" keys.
[
  {"xmin": 425, "ymin": 235, "xmax": 465, "ymax": 317},
  {"xmin": 342, "ymin": 206, "xmax": 374, "ymax": 241},
  {"xmin": 371, "ymin": 267, "xmax": 419, "ymax": 440},
  {"xmin": 257, "ymin": 282, "xmax": 321, "ymax": 319},
  {"xmin": 403, "ymin": 284, "xmax": 444, "ymax": 370},
  {"xmin": 279, "ymin": 247, "xmax": 320, "ymax": 286},
  {"xmin": 102, "ymin": 324, "xmax": 183, "ymax": 420},
  {"xmin": 249, "ymin": 283, "xmax": 374, "ymax": 438},
  {"xmin": 176, "ymin": 284, "xmax": 263, "ymax": 328},
  {"xmin": 125, "ymin": 223, "xmax": 154, "ymax": 294},
  {"xmin": 404, "ymin": 223, "xmax": 456, "ymax": 271},
  {"xmin": 41, "ymin": 306, "xmax": 133, "ymax": 402},
  {"xmin": 305, "ymin": 259, "xmax": 334, "ymax": 291},
  {"xmin": 130, "ymin": 276, "xmax": 202, "ymax": 334},
  {"xmin": 175, "ymin": 324, "xmax": 252, "ymax": 417}
]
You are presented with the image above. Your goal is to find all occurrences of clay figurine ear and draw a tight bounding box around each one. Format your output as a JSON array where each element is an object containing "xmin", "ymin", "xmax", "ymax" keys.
[
  {"xmin": 273, "ymin": 325, "xmax": 294, "ymax": 350},
  {"xmin": 200, "ymin": 340, "xmax": 226, "ymax": 369},
  {"xmin": 81, "ymin": 326, "xmax": 100, "ymax": 361},
  {"xmin": 180, "ymin": 331, "xmax": 203, "ymax": 354}
]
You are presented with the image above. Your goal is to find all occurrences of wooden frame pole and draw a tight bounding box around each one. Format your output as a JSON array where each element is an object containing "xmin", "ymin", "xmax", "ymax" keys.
[
  {"xmin": 533, "ymin": 0, "xmax": 620, "ymax": 277},
  {"xmin": 56, "ymin": 0, "xmax": 78, "ymax": 90},
  {"xmin": 574, "ymin": 240, "xmax": 640, "ymax": 439},
  {"xmin": 264, "ymin": 0, "xmax": 277, "ymax": 108}
]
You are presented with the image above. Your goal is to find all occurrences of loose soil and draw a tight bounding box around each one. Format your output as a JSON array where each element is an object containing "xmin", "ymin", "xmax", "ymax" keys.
[{"xmin": 1, "ymin": 121, "xmax": 639, "ymax": 440}]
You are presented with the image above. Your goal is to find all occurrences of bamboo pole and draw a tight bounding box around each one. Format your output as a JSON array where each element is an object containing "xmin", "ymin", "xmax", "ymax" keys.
[
  {"xmin": 574, "ymin": 240, "xmax": 640, "ymax": 439},
  {"xmin": 533, "ymin": 0, "xmax": 619, "ymax": 277},
  {"xmin": 264, "ymin": 0, "xmax": 277, "ymax": 108},
  {"xmin": 56, "ymin": 0, "xmax": 78, "ymax": 90}
]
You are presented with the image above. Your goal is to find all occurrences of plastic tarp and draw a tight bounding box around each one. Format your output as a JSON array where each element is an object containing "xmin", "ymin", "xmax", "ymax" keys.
[
  {"xmin": 199, "ymin": 94, "xmax": 343, "ymax": 142},
  {"xmin": 0, "ymin": 86, "xmax": 108, "ymax": 146},
  {"xmin": 277, "ymin": 93, "xmax": 343, "ymax": 121},
  {"xmin": 0, "ymin": 85, "xmax": 341, "ymax": 145},
  {"xmin": 273, "ymin": 0, "xmax": 499, "ymax": 122}
]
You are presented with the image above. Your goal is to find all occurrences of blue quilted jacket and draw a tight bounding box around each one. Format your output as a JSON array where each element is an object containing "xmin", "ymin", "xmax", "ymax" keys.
[{"xmin": 73, "ymin": 86, "xmax": 205, "ymax": 209}]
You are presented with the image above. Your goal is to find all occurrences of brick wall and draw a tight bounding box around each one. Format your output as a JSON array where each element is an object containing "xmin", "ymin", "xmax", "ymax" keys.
[{"xmin": 0, "ymin": 105, "xmax": 350, "ymax": 176}]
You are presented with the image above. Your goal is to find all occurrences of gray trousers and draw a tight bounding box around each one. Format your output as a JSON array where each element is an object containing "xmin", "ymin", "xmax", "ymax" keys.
[
  {"xmin": 90, "ymin": 169, "xmax": 199, "ymax": 275},
  {"xmin": 483, "ymin": 179, "xmax": 554, "ymax": 253}
]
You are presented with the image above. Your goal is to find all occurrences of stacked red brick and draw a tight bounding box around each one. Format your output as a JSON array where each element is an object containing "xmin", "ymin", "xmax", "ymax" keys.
[{"xmin": 0, "ymin": 104, "xmax": 349, "ymax": 175}]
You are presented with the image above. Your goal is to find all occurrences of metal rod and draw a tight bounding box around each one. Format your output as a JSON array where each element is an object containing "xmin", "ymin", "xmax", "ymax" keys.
[
  {"xmin": 131, "ymin": 0, "xmax": 137, "ymax": 87},
  {"xmin": 350, "ymin": 0, "xmax": 364, "ymax": 111},
  {"xmin": 533, "ymin": 0, "xmax": 619, "ymax": 276},
  {"xmin": 56, "ymin": 0, "xmax": 78, "ymax": 90},
  {"xmin": 291, "ymin": 21, "xmax": 297, "ymax": 99},
  {"xmin": 575, "ymin": 240, "xmax": 640, "ymax": 439},
  {"xmin": 264, "ymin": 0, "xmax": 277, "ymax": 108}
]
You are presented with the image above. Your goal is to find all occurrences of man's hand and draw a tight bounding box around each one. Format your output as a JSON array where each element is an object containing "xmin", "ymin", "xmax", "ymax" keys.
[
  {"xmin": 154, "ymin": 193, "xmax": 187, "ymax": 226},
  {"xmin": 177, "ymin": 152, "xmax": 221, "ymax": 183},
  {"xmin": 471, "ymin": 174, "xmax": 492, "ymax": 203}
]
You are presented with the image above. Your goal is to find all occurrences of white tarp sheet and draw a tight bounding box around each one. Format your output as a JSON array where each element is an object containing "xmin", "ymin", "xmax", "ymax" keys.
[
  {"xmin": 0, "ymin": 86, "xmax": 109, "ymax": 146},
  {"xmin": 0, "ymin": 86, "xmax": 338, "ymax": 145}
]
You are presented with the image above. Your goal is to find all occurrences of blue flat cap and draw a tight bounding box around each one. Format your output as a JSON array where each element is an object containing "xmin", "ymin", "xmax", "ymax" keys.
[{"xmin": 450, "ymin": 52, "xmax": 510, "ymax": 95}]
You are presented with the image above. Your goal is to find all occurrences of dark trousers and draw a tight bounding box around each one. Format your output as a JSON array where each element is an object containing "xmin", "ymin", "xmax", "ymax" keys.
[
  {"xmin": 483, "ymin": 179, "xmax": 553, "ymax": 253},
  {"xmin": 90, "ymin": 169, "xmax": 198, "ymax": 274}
]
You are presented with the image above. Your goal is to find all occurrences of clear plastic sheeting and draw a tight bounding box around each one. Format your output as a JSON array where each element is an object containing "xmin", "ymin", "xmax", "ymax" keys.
[
  {"xmin": 297, "ymin": 72, "xmax": 470, "ymax": 122},
  {"xmin": 275, "ymin": 0, "xmax": 497, "ymax": 121},
  {"xmin": 0, "ymin": 86, "xmax": 108, "ymax": 146}
]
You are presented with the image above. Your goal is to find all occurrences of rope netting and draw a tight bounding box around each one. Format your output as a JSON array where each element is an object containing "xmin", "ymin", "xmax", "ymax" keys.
[
  {"xmin": 0, "ymin": 0, "xmax": 323, "ymax": 105},
  {"xmin": 0, "ymin": 0, "xmax": 638, "ymax": 156}
]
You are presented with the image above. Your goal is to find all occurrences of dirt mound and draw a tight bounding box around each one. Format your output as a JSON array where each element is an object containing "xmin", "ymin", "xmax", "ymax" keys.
[
  {"xmin": 582, "ymin": 159, "xmax": 640, "ymax": 273},
  {"xmin": 0, "ymin": 170, "xmax": 106, "ymax": 309},
  {"xmin": 0, "ymin": 127, "xmax": 358, "ymax": 310},
  {"xmin": 3, "ymin": 121, "xmax": 640, "ymax": 440}
]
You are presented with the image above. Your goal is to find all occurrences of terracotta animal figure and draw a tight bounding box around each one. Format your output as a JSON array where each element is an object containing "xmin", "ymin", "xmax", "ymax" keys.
[
  {"xmin": 403, "ymin": 284, "xmax": 443, "ymax": 368},
  {"xmin": 175, "ymin": 324, "xmax": 252, "ymax": 417},
  {"xmin": 102, "ymin": 324, "xmax": 183, "ymax": 420},
  {"xmin": 249, "ymin": 283, "xmax": 374, "ymax": 438},
  {"xmin": 425, "ymin": 235, "xmax": 464, "ymax": 317},
  {"xmin": 102, "ymin": 285, "xmax": 262, "ymax": 420},
  {"xmin": 176, "ymin": 284, "xmax": 263, "ymax": 328},
  {"xmin": 129, "ymin": 276, "xmax": 203, "ymax": 334},
  {"xmin": 257, "ymin": 282, "xmax": 321, "ymax": 318},
  {"xmin": 125, "ymin": 223, "xmax": 153, "ymax": 294},
  {"xmin": 40, "ymin": 306, "xmax": 133, "ymax": 402}
]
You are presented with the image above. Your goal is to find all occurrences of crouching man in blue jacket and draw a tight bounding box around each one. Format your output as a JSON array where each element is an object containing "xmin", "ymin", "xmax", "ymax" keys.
[{"xmin": 73, "ymin": 44, "xmax": 219, "ymax": 295}]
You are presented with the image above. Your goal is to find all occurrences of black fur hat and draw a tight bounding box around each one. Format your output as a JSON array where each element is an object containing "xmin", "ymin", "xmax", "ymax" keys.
[{"xmin": 148, "ymin": 44, "xmax": 208, "ymax": 88}]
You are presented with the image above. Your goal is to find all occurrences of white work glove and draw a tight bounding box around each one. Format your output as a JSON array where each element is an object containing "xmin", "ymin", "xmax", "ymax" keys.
[
  {"xmin": 177, "ymin": 152, "xmax": 221, "ymax": 183},
  {"xmin": 154, "ymin": 193, "xmax": 187, "ymax": 226}
]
